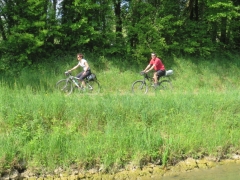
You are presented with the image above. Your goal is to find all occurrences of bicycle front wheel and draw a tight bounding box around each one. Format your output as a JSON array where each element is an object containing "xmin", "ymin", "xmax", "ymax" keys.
[
  {"xmin": 132, "ymin": 80, "xmax": 148, "ymax": 94},
  {"xmin": 86, "ymin": 80, "xmax": 101, "ymax": 93},
  {"xmin": 158, "ymin": 80, "xmax": 172, "ymax": 91},
  {"xmin": 56, "ymin": 79, "xmax": 73, "ymax": 95}
]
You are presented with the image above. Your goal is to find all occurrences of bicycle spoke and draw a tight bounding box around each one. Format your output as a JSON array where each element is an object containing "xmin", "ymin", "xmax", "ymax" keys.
[
  {"xmin": 158, "ymin": 80, "xmax": 172, "ymax": 91},
  {"xmin": 86, "ymin": 80, "xmax": 101, "ymax": 93},
  {"xmin": 56, "ymin": 79, "xmax": 73, "ymax": 95},
  {"xmin": 147, "ymin": 83, "xmax": 157, "ymax": 94},
  {"xmin": 132, "ymin": 81, "xmax": 148, "ymax": 94}
]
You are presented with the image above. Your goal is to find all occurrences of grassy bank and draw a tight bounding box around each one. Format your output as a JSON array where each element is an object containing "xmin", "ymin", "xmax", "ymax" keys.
[{"xmin": 0, "ymin": 54, "xmax": 240, "ymax": 174}]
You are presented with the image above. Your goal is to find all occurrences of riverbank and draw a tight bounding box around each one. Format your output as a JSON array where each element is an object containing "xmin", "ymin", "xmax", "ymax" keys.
[
  {"xmin": 1, "ymin": 154, "xmax": 240, "ymax": 180},
  {"xmin": 1, "ymin": 90, "xmax": 240, "ymax": 179}
]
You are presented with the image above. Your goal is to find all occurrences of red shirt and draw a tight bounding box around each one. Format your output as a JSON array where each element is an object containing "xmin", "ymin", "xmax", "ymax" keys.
[{"xmin": 149, "ymin": 57, "xmax": 165, "ymax": 71}]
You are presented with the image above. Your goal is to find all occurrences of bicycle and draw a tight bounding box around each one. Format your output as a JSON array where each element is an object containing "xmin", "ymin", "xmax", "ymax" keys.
[
  {"xmin": 56, "ymin": 72, "xmax": 101, "ymax": 95},
  {"xmin": 132, "ymin": 70, "xmax": 173, "ymax": 94}
]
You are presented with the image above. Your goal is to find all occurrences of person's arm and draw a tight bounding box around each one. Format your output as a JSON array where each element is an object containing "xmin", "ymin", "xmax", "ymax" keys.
[
  {"xmin": 146, "ymin": 64, "xmax": 155, "ymax": 73},
  {"xmin": 83, "ymin": 62, "xmax": 90, "ymax": 74},
  {"xmin": 68, "ymin": 64, "xmax": 79, "ymax": 72},
  {"xmin": 143, "ymin": 64, "xmax": 151, "ymax": 72}
]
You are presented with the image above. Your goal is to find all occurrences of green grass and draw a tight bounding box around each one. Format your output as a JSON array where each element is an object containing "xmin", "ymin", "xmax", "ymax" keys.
[{"xmin": 0, "ymin": 54, "xmax": 240, "ymax": 174}]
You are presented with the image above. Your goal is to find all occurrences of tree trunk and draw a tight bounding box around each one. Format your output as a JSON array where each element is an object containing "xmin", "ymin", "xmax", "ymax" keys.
[
  {"xmin": 114, "ymin": 0, "xmax": 123, "ymax": 40},
  {"xmin": 220, "ymin": 17, "xmax": 227, "ymax": 44},
  {"xmin": 0, "ymin": 18, "xmax": 7, "ymax": 40}
]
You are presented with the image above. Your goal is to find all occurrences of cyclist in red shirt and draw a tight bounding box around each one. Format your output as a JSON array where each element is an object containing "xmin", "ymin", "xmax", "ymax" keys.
[{"xmin": 143, "ymin": 53, "xmax": 166, "ymax": 86}]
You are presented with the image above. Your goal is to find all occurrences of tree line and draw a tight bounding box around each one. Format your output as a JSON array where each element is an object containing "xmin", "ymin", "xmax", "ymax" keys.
[{"xmin": 0, "ymin": 0, "xmax": 239, "ymax": 72}]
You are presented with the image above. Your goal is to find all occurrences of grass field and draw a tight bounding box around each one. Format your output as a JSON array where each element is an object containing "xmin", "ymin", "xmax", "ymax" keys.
[{"xmin": 0, "ymin": 54, "xmax": 239, "ymax": 174}]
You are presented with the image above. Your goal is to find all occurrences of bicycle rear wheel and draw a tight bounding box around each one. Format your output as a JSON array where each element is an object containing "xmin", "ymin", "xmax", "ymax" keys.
[
  {"xmin": 56, "ymin": 79, "xmax": 73, "ymax": 95},
  {"xmin": 132, "ymin": 80, "xmax": 148, "ymax": 94},
  {"xmin": 86, "ymin": 80, "xmax": 101, "ymax": 93},
  {"xmin": 158, "ymin": 80, "xmax": 172, "ymax": 91}
]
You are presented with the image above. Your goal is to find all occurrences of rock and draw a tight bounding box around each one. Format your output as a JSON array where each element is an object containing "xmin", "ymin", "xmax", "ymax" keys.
[
  {"xmin": 184, "ymin": 158, "xmax": 198, "ymax": 170},
  {"xmin": 1, "ymin": 169, "xmax": 20, "ymax": 180},
  {"xmin": 196, "ymin": 159, "xmax": 208, "ymax": 169},
  {"xmin": 206, "ymin": 161, "xmax": 217, "ymax": 168},
  {"xmin": 151, "ymin": 166, "xmax": 165, "ymax": 176},
  {"xmin": 172, "ymin": 158, "xmax": 198, "ymax": 172},
  {"xmin": 113, "ymin": 171, "xmax": 130, "ymax": 180},
  {"xmin": 232, "ymin": 154, "xmax": 240, "ymax": 160}
]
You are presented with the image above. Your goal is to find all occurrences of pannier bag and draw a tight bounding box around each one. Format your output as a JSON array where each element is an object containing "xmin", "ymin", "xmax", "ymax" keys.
[
  {"xmin": 87, "ymin": 73, "xmax": 96, "ymax": 81},
  {"xmin": 165, "ymin": 70, "xmax": 173, "ymax": 76}
]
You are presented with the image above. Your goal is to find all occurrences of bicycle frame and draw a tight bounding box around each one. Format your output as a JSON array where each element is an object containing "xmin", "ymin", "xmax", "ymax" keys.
[
  {"xmin": 56, "ymin": 72, "xmax": 101, "ymax": 95},
  {"xmin": 140, "ymin": 72, "xmax": 162, "ymax": 85},
  {"xmin": 65, "ymin": 72, "xmax": 89, "ymax": 88},
  {"xmin": 132, "ymin": 71, "xmax": 173, "ymax": 94},
  {"xmin": 143, "ymin": 71, "xmax": 172, "ymax": 84}
]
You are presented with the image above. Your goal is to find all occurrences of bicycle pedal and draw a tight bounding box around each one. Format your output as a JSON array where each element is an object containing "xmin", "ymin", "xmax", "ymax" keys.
[{"xmin": 152, "ymin": 83, "xmax": 159, "ymax": 87}]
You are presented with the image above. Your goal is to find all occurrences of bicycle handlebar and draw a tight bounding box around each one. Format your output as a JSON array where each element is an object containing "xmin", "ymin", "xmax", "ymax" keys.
[
  {"xmin": 65, "ymin": 71, "xmax": 71, "ymax": 76},
  {"xmin": 140, "ymin": 71, "xmax": 150, "ymax": 78}
]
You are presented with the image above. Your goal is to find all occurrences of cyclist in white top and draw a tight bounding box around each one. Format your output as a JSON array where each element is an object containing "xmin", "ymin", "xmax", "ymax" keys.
[{"xmin": 67, "ymin": 53, "xmax": 91, "ymax": 88}]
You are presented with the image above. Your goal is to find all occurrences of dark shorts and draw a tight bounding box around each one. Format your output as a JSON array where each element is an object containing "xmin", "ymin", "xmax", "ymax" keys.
[
  {"xmin": 77, "ymin": 69, "xmax": 91, "ymax": 81},
  {"xmin": 156, "ymin": 70, "xmax": 166, "ymax": 80}
]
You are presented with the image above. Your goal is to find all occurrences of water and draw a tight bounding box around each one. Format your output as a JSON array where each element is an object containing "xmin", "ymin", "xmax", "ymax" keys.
[{"xmin": 160, "ymin": 162, "xmax": 240, "ymax": 180}]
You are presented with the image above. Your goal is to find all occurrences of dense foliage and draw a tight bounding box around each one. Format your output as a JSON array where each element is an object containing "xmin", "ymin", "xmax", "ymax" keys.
[{"xmin": 0, "ymin": 0, "xmax": 240, "ymax": 72}]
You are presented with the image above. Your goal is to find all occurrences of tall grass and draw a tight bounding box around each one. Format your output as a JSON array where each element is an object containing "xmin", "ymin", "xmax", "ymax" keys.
[{"xmin": 0, "ymin": 54, "xmax": 239, "ymax": 174}]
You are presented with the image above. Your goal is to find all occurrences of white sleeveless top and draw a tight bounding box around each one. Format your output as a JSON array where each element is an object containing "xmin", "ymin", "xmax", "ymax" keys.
[{"xmin": 78, "ymin": 59, "xmax": 90, "ymax": 71}]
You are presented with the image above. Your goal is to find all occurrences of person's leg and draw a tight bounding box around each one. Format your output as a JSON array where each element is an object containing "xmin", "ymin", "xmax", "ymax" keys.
[
  {"xmin": 153, "ymin": 72, "xmax": 158, "ymax": 84},
  {"xmin": 156, "ymin": 70, "xmax": 166, "ymax": 81},
  {"xmin": 76, "ymin": 72, "xmax": 84, "ymax": 87},
  {"xmin": 76, "ymin": 72, "xmax": 84, "ymax": 77},
  {"xmin": 79, "ymin": 70, "xmax": 91, "ymax": 87}
]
